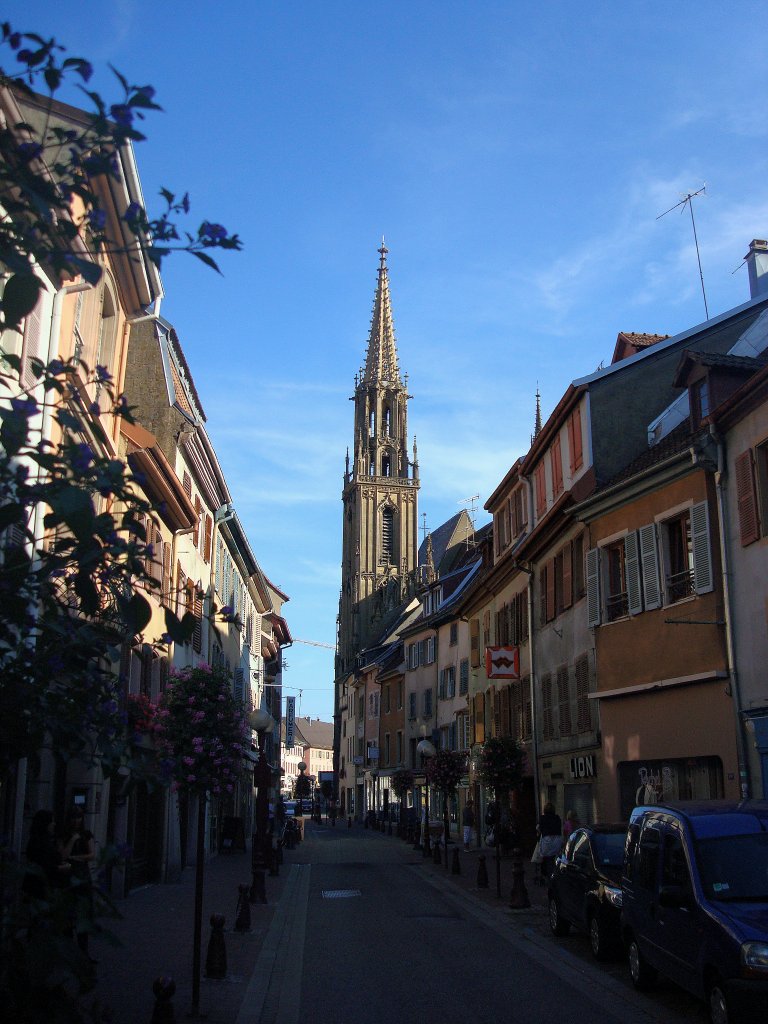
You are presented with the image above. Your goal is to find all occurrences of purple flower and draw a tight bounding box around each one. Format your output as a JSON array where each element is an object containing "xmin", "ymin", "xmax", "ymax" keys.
[
  {"xmin": 200, "ymin": 222, "xmax": 228, "ymax": 242},
  {"xmin": 88, "ymin": 209, "xmax": 107, "ymax": 231},
  {"xmin": 110, "ymin": 104, "xmax": 134, "ymax": 126}
]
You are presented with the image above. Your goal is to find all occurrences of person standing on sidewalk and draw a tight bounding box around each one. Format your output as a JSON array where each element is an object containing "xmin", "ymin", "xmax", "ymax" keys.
[
  {"xmin": 462, "ymin": 799, "xmax": 476, "ymax": 851},
  {"xmin": 537, "ymin": 802, "xmax": 562, "ymax": 882}
]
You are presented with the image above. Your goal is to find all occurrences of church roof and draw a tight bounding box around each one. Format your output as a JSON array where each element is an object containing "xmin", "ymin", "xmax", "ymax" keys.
[{"xmin": 362, "ymin": 241, "xmax": 402, "ymax": 386}]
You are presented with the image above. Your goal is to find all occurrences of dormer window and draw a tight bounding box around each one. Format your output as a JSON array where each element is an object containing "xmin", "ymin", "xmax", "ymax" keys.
[{"xmin": 691, "ymin": 378, "xmax": 710, "ymax": 426}]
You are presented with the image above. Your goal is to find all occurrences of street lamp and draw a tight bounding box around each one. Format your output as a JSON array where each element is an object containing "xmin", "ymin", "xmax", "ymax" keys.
[
  {"xmin": 416, "ymin": 738, "xmax": 435, "ymax": 857},
  {"xmin": 249, "ymin": 708, "xmax": 275, "ymax": 869}
]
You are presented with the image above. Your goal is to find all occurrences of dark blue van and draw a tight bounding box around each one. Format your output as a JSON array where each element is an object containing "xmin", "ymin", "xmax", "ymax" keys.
[{"xmin": 621, "ymin": 801, "xmax": 768, "ymax": 1024}]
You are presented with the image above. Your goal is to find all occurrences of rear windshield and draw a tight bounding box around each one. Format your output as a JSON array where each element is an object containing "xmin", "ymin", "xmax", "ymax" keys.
[
  {"xmin": 592, "ymin": 831, "xmax": 626, "ymax": 867},
  {"xmin": 696, "ymin": 833, "xmax": 768, "ymax": 901}
]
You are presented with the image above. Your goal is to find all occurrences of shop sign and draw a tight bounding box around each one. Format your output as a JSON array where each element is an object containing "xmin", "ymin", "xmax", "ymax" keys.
[
  {"xmin": 485, "ymin": 646, "xmax": 520, "ymax": 679},
  {"xmin": 285, "ymin": 696, "xmax": 296, "ymax": 747},
  {"xmin": 570, "ymin": 754, "xmax": 596, "ymax": 779}
]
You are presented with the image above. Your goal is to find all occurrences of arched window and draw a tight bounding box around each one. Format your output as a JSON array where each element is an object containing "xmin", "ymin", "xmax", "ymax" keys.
[
  {"xmin": 383, "ymin": 405, "xmax": 391, "ymax": 437},
  {"xmin": 369, "ymin": 408, "xmax": 375, "ymax": 438},
  {"xmin": 381, "ymin": 507, "xmax": 394, "ymax": 564},
  {"xmin": 381, "ymin": 452, "xmax": 391, "ymax": 477}
]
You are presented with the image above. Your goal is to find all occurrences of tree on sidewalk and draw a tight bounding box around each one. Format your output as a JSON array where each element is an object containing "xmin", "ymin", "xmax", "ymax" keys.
[{"xmin": 426, "ymin": 750, "xmax": 466, "ymax": 866}]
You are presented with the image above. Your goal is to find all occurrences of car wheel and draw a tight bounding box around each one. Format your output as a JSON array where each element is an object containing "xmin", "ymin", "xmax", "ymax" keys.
[
  {"xmin": 548, "ymin": 895, "xmax": 571, "ymax": 936},
  {"xmin": 628, "ymin": 937, "xmax": 657, "ymax": 990},
  {"xmin": 589, "ymin": 913, "xmax": 609, "ymax": 960},
  {"xmin": 708, "ymin": 977, "xmax": 732, "ymax": 1024}
]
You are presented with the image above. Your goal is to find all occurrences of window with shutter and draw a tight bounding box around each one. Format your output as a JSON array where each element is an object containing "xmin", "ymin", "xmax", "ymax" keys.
[
  {"xmin": 182, "ymin": 471, "xmax": 192, "ymax": 497},
  {"xmin": 447, "ymin": 666, "xmax": 456, "ymax": 698},
  {"xmin": 586, "ymin": 547, "xmax": 600, "ymax": 626},
  {"xmin": 438, "ymin": 669, "xmax": 446, "ymax": 699},
  {"xmin": 204, "ymin": 513, "xmax": 213, "ymax": 562},
  {"xmin": 568, "ymin": 406, "xmax": 583, "ymax": 471},
  {"xmin": 534, "ymin": 462, "xmax": 547, "ymax": 517},
  {"xmin": 551, "ymin": 439, "xmax": 564, "ymax": 497},
  {"xmin": 541, "ymin": 673, "xmax": 554, "ymax": 739},
  {"xmin": 691, "ymin": 500, "xmax": 714, "ymax": 594},
  {"xmin": 637, "ymin": 523, "xmax": 661, "ymax": 610},
  {"xmin": 470, "ymin": 618, "xmax": 480, "ymax": 668},
  {"xmin": 625, "ymin": 530, "xmax": 642, "ymax": 615},
  {"xmin": 557, "ymin": 664, "xmax": 572, "ymax": 736},
  {"xmin": 233, "ymin": 668, "xmax": 245, "ymax": 704},
  {"xmin": 604, "ymin": 540, "xmax": 628, "ymax": 621},
  {"xmin": 20, "ymin": 301, "xmax": 43, "ymax": 390},
  {"xmin": 735, "ymin": 450, "xmax": 760, "ymax": 546},
  {"xmin": 660, "ymin": 511, "xmax": 694, "ymax": 603},
  {"xmin": 575, "ymin": 655, "xmax": 592, "ymax": 732},
  {"xmin": 459, "ymin": 659, "xmax": 469, "ymax": 695}
]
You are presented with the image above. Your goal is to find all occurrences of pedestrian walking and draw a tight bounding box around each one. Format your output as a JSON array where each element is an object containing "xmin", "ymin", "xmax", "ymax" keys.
[
  {"xmin": 537, "ymin": 802, "xmax": 562, "ymax": 882},
  {"xmin": 61, "ymin": 807, "xmax": 97, "ymax": 961},
  {"xmin": 462, "ymin": 799, "xmax": 475, "ymax": 851},
  {"xmin": 562, "ymin": 809, "xmax": 580, "ymax": 841}
]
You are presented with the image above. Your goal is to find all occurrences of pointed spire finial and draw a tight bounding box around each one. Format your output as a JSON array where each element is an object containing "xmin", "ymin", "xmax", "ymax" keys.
[{"xmin": 532, "ymin": 385, "xmax": 542, "ymax": 446}]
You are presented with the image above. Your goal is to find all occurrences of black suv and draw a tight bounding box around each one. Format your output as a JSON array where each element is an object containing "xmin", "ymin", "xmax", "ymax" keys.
[{"xmin": 548, "ymin": 823, "xmax": 626, "ymax": 959}]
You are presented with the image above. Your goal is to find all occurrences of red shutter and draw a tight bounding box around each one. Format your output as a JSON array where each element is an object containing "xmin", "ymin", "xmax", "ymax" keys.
[
  {"xmin": 570, "ymin": 407, "xmax": 583, "ymax": 470},
  {"xmin": 551, "ymin": 441, "xmax": 563, "ymax": 496},
  {"xmin": 204, "ymin": 514, "xmax": 212, "ymax": 563},
  {"xmin": 735, "ymin": 450, "xmax": 760, "ymax": 546}
]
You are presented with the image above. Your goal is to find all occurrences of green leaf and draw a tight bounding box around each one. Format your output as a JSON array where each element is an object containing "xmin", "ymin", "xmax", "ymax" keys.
[
  {"xmin": 1, "ymin": 273, "xmax": 42, "ymax": 327},
  {"xmin": 190, "ymin": 250, "xmax": 221, "ymax": 274}
]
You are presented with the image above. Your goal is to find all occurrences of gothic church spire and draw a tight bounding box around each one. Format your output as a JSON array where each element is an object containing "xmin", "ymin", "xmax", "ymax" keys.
[{"xmin": 363, "ymin": 239, "xmax": 401, "ymax": 385}]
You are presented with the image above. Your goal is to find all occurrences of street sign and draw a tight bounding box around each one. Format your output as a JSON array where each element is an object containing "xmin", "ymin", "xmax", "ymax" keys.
[{"xmin": 285, "ymin": 696, "xmax": 296, "ymax": 747}]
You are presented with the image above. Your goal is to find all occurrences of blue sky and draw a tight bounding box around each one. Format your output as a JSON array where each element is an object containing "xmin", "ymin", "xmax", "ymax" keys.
[{"xmin": 9, "ymin": 2, "xmax": 768, "ymax": 719}]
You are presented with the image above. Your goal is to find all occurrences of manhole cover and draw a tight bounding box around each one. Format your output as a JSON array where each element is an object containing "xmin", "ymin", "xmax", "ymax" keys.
[{"xmin": 322, "ymin": 889, "xmax": 362, "ymax": 899}]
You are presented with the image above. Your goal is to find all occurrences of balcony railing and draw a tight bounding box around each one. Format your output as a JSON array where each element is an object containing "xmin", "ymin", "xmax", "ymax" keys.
[
  {"xmin": 666, "ymin": 568, "xmax": 694, "ymax": 604},
  {"xmin": 605, "ymin": 590, "xmax": 628, "ymax": 622}
]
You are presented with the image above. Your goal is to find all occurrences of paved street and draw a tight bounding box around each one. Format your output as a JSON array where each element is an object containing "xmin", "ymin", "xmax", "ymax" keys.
[{"xmin": 90, "ymin": 819, "xmax": 706, "ymax": 1023}]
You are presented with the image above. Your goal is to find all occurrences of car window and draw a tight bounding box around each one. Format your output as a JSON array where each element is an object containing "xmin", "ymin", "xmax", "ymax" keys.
[
  {"xmin": 696, "ymin": 833, "xmax": 768, "ymax": 901},
  {"xmin": 572, "ymin": 832, "xmax": 593, "ymax": 870},
  {"xmin": 592, "ymin": 831, "xmax": 626, "ymax": 867},
  {"xmin": 662, "ymin": 831, "xmax": 691, "ymax": 893},
  {"xmin": 634, "ymin": 823, "xmax": 661, "ymax": 891}
]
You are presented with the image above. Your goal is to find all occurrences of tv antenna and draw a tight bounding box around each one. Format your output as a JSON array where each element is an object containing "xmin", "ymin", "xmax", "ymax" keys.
[
  {"xmin": 657, "ymin": 185, "xmax": 709, "ymax": 321},
  {"xmin": 458, "ymin": 494, "xmax": 479, "ymax": 547}
]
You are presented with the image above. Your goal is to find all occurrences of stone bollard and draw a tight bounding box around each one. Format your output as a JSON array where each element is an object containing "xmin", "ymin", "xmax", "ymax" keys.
[
  {"xmin": 433, "ymin": 839, "xmax": 442, "ymax": 865},
  {"xmin": 477, "ymin": 854, "xmax": 489, "ymax": 889},
  {"xmin": 150, "ymin": 975, "xmax": 176, "ymax": 1024},
  {"xmin": 249, "ymin": 868, "xmax": 267, "ymax": 905},
  {"xmin": 204, "ymin": 914, "xmax": 227, "ymax": 979},
  {"xmin": 509, "ymin": 848, "xmax": 531, "ymax": 909},
  {"xmin": 452, "ymin": 847, "xmax": 461, "ymax": 875},
  {"xmin": 234, "ymin": 885, "xmax": 251, "ymax": 933}
]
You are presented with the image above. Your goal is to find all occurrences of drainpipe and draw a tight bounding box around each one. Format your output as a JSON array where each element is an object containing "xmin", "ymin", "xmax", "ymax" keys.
[{"xmin": 710, "ymin": 424, "xmax": 752, "ymax": 799}]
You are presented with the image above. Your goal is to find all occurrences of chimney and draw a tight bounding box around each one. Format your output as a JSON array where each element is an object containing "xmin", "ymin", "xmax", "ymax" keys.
[{"xmin": 745, "ymin": 239, "xmax": 768, "ymax": 300}]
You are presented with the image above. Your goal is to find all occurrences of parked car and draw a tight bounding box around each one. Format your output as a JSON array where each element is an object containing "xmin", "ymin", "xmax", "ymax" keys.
[
  {"xmin": 621, "ymin": 800, "xmax": 768, "ymax": 1024},
  {"xmin": 548, "ymin": 823, "xmax": 626, "ymax": 959}
]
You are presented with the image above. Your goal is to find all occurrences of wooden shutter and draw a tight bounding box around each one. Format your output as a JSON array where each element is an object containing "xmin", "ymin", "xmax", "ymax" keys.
[
  {"xmin": 575, "ymin": 655, "xmax": 591, "ymax": 732},
  {"xmin": 20, "ymin": 301, "xmax": 43, "ymax": 389},
  {"xmin": 535, "ymin": 462, "xmax": 547, "ymax": 517},
  {"xmin": 541, "ymin": 673, "xmax": 553, "ymax": 739},
  {"xmin": 470, "ymin": 618, "xmax": 480, "ymax": 668},
  {"xmin": 735, "ymin": 450, "xmax": 760, "ymax": 546},
  {"xmin": 625, "ymin": 530, "xmax": 642, "ymax": 615},
  {"xmin": 193, "ymin": 496, "xmax": 201, "ymax": 548},
  {"xmin": 182, "ymin": 471, "xmax": 192, "ymax": 497},
  {"xmin": 569, "ymin": 406, "xmax": 583, "ymax": 470},
  {"xmin": 691, "ymin": 500, "xmax": 714, "ymax": 595},
  {"xmin": 557, "ymin": 664, "xmax": 571, "ymax": 736},
  {"xmin": 586, "ymin": 547, "xmax": 601, "ymax": 627},
  {"xmin": 638, "ymin": 523, "xmax": 661, "ymax": 611},
  {"xmin": 162, "ymin": 540, "xmax": 172, "ymax": 604},
  {"xmin": 204, "ymin": 514, "xmax": 213, "ymax": 562},
  {"xmin": 551, "ymin": 440, "xmax": 563, "ymax": 496},
  {"xmin": 193, "ymin": 590, "xmax": 203, "ymax": 652},
  {"xmin": 233, "ymin": 667, "xmax": 245, "ymax": 704}
]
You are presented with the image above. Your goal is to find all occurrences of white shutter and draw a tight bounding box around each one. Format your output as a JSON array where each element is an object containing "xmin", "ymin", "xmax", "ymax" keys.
[
  {"xmin": 691, "ymin": 500, "xmax": 714, "ymax": 594},
  {"xmin": 639, "ymin": 523, "xmax": 661, "ymax": 610},
  {"xmin": 625, "ymin": 531, "xmax": 643, "ymax": 615},
  {"xmin": 586, "ymin": 547, "xmax": 601, "ymax": 627},
  {"xmin": 233, "ymin": 667, "xmax": 244, "ymax": 704}
]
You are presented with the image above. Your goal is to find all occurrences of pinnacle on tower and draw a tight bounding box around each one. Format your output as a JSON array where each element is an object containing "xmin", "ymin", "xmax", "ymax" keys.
[
  {"xmin": 531, "ymin": 386, "xmax": 542, "ymax": 446},
  {"xmin": 363, "ymin": 240, "xmax": 402, "ymax": 386}
]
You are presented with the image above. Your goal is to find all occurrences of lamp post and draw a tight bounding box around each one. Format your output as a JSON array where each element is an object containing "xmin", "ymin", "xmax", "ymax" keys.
[
  {"xmin": 249, "ymin": 708, "xmax": 275, "ymax": 869},
  {"xmin": 416, "ymin": 738, "xmax": 435, "ymax": 857}
]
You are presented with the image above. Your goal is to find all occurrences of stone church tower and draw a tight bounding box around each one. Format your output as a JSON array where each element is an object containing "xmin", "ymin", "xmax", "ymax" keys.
[{"xmin": 336, "ymin": 242, "xmax": 420, "ymax": 676}]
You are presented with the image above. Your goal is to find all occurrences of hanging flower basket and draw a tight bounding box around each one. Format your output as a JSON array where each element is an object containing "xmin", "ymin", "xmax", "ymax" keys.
[
  {"xmin": 425, "ymin": 749, "xmax": 466, "ymax": 794},
  {"xmin": 476, "ymin": 736, "xmax": 525, "ymax": 793}
]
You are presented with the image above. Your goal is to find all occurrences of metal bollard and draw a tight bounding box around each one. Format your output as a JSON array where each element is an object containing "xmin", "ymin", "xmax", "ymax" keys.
[
  {"xmin": 452, "ymin": 847, "xmax": 461, "ymax": 875},
  {"xmin": 150, "ymin": 975, "xmax": 176, "ymax": 1024},
  {"xmin": 509, "ymin": 848, "xmax": 531, "ymax": 909},
  {"xmin": 235, "ymin": 884, "xmax": 251, "ymax": 932},
  {"xmin": 204, "ymin": 914, "xmax": 227, "ymax": 979},
  {"xmin": 477, "ymin": 854, "xmax": 489, "ymax": 889}
]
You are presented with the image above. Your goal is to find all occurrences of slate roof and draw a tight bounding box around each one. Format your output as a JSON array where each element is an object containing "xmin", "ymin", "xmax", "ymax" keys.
[{"xmin": 293, "ymin": 717, "xmax": 334, "ymax": 751}]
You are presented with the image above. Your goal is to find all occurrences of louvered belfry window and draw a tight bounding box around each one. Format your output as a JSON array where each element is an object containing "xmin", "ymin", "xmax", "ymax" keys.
[{"xmin": 381, "ymin": 507, "xmax": 394, "ymax": 563}]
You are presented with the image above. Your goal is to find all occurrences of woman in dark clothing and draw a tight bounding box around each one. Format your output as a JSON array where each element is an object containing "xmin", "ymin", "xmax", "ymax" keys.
[
  {"xmin": 61, "ymin": 807, "xmax": 97, "ymax": 960},
  {"xmin": 537, "ymin": 802, "xmax": 563, "ymax": 882},
  {"xmin": 25, "ymin": 809, "xmax": 70, "ymax": 897}
]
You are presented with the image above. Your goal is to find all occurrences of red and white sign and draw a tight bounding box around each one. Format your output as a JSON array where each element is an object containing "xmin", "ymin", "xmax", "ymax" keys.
[{"xmin": 485, "ymin": 646, "xmax": 520, "ymax": 679}]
